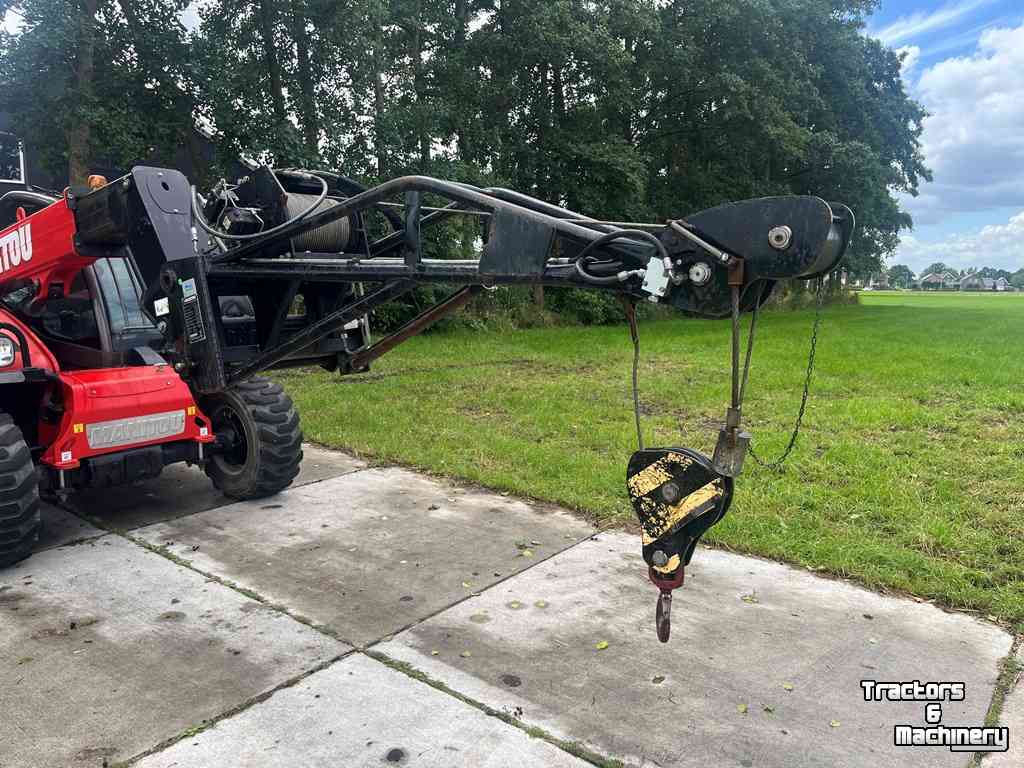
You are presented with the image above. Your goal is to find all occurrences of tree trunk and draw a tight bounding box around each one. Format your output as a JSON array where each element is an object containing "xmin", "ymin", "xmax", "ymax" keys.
[
  {"xmin": 533, "ymin": 284, "xmax": 545, "ymax": 309},
  {"xmin": 116, "ymin": 0, "xmax": 205, "ymax": 179},
  {"xmin": 67, "ymin": 0, "xmax": 99, "ymax": 185},
  {"xmin": 453, "ymin": 0, "xmax": 470, "ymax": 164},
  {"xmin": 535, "ymin": 64, "xmax": 551, "ymax": 199},
  {"xmin": 290, "ymin": 0, "xmax": 319, "ymax": 157},
  {"xmin": 257, "ymin": 0, "xmax": 289, "ymax": 150},
  {"xmin": 410, "ymin": 0, "xmax": 430, "ymax": 169},
  {"xmin": 372, "ymin": 6, "xmax": 387, "ymax": 179}
]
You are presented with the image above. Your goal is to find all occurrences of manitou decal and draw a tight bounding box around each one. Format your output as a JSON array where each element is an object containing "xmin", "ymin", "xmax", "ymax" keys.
[
  {"xmin": 85, "ymin": 410, "xmax": 187, "ymax": 450},
  {"xmin": 0, "ymin": 221, "xmax": 32, "ymax": 274}
]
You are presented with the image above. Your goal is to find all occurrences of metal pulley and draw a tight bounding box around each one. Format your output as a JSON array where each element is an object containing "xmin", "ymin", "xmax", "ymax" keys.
[{"xmin": 626, "ymin": 447, "xmax": 733, "ymax": 642}]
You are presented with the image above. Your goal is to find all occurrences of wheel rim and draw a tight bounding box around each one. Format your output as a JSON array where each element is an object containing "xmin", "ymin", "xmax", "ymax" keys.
[{"xmin": 210, "ymin": 402, "xmax": 250, "ymax": 476}]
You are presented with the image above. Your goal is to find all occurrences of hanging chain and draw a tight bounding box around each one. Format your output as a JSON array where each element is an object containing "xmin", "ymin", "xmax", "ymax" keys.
[
  {"xmin": 748, "ymin": 277, "xmax": 825, "ymax": 470},
  {"xmin": 623, "ymin": 298, "xmax": 645, "ymax": 451}
]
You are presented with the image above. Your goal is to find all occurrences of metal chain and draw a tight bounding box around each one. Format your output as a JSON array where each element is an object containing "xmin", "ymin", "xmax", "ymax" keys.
[{"xmin": 748, "ymin": 277, "xmax": 825, "ymax": 470}]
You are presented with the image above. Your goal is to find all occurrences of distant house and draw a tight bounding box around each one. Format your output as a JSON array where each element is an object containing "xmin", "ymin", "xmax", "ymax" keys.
[
  {"xmin": 918, "ymin": 271, "xmax": 958, "ymax": 290},
  {"xmin": 959, "ymin": 273, "xmax": 995, "ymax": 291},
  {"xmin": 995, "ymin": 277, "xmax": 1013, "ymax": 292}
]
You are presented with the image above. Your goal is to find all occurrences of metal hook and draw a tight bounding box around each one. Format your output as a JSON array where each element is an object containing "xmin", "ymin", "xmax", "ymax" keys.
[{"xmin": 656, "ymin": 590, "xmax": 672, "ymax": 643}]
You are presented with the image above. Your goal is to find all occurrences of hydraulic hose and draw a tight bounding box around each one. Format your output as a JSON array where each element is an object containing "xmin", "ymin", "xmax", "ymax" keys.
[
  {"xmin": 573, "ymin": 229, "xmax": 668, "ymax": 285},
  {"xmin": 191, "ymin": 171, "xmax": 330, "ymax": 242}
]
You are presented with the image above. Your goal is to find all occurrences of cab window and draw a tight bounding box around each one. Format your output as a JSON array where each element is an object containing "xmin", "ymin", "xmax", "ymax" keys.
[{"xmin": 35, "ymin": 270, "xmax": 101, "ymax": 347}]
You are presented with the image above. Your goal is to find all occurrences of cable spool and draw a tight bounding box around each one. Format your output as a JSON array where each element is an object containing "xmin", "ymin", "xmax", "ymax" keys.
[{"xmin": 285, "ymin": 192, "xmax": 354, "ymax": 253}]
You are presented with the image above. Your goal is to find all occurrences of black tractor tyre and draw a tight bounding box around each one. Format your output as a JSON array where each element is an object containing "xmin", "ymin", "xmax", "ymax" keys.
[
  {"xmin": 202, "ymin": 377, "xmax": 303, "ymax": 500},
  {"xmin": 0, "ymin": 413, "xmax": 41, "ymax": 568}
]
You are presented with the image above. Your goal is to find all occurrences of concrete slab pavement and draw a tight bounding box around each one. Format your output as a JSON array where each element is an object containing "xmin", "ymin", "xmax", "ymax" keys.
[
  {"xmin": 37, "ymin": 502, "xmax": 103, "ymax": 550},
  {"xmin": 133, "ymin": 467, "xmax": 595, "ymax": 646},
  {"xmin": 376, "ymin": 531, "xmax": 1012, "ymax": 768},
  {"xmin": 67, "ymin": 443, "xmax": 365, "ymax": 530},
  {"xmin": 134, "ymin": 653, "xmax": 591, "ymax": 768},
  {"xmin": 4, "ymin": 446, "xmax": 1016, "ymax": 768},
  {"xmin": 0, "ymin": 535, "xmax": 348, "ymax": 768}
]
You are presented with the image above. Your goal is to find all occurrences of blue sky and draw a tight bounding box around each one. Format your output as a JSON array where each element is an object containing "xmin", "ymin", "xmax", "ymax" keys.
[{"xmin": 865, "ymin": 1, "xmax": 1024, "ymax": 272}]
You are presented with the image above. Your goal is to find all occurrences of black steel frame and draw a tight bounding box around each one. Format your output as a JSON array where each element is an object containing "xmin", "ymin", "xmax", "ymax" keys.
[{"xmin": 203, "ymin": 175, "xmax": 660, "ymax": 386}]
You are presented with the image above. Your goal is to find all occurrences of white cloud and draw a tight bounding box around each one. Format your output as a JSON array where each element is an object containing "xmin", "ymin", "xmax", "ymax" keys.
[
  {"xmin": 871, "ymin": 0, "xmax": 995, "ymax": 45},
  {"xmin": 901, "ymin": 23, "xmax": 1024, "ymax": 227},
  {"xmin": 894, "ymin": 209, "xmax": 1024, "ymax": 272},
  {"xmin": 896, "ymin": 45, "xmax": 921, "ymax": 78}
]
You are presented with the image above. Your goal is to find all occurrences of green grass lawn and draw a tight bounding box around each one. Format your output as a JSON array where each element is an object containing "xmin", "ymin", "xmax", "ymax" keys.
[{"xmin": 277, "ymin": 290, "xmax": 1024, "ymax": 630}]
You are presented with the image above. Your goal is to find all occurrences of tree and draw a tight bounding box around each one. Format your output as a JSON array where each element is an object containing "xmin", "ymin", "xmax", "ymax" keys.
[
  {"xmin": 888, "ymin": 264, "xmax": 914, "ymax": 288},
  {"xmin": 2, "ymin": 0, "xmax": 930, "ymax": 283},
  {"xmin": 0, "ymin": 0, "xmax": 195, "ymax": 185},
  {"xmin": 922, "ymin": 262, "xmax": 950, "ymax": 277}
]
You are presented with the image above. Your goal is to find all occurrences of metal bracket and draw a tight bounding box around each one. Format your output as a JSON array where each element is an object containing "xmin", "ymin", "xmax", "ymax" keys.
[
  {"xmin": 712, "ymin": 426, "xmax": 751, "ymax": 478},
  {"xmin": 668, "ymin": 219, "xmax": 732, "ymax": 265},
  {"xmin": 641, "ymin": 257, "xmax": 672, "ymax": 300}
]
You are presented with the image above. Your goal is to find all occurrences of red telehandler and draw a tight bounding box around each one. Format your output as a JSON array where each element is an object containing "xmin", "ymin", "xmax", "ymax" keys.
[{"xmin": 0, "ymin": 166, "xmax": 852, "ymax": 640}]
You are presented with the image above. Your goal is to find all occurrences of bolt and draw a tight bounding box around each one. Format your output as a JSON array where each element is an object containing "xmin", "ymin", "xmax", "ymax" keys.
[
  {"xmin": 661, "ymin": 481, "xmax": 682, "ymax": 504},
  {"xmin": 768, "ymin": 225, "xmax": 793, "ymax": 250},
  {"xmin": 652, "ymin": 550, "xmax": 669, "ymax": 567},
  {"xmin": 688, "ymin": 261, "xmax": 712, "ymax": 285}
]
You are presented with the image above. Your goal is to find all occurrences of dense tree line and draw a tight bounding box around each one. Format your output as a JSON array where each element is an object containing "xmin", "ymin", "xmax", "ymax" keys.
[{"xmin": 0, "ymin": 0, "xmax": 929, "ymax": 277}]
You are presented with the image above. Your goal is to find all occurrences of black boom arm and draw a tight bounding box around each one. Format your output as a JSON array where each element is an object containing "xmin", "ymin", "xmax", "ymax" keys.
[{"xmin": 73, "ymin": 166, "xmax": 853, "ymax": 394}]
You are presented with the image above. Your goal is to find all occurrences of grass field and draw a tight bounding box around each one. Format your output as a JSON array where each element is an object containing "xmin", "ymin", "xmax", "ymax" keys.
[{"xmin": 278, "ymin": 290, "xmax": 1024, "ymax": 630}]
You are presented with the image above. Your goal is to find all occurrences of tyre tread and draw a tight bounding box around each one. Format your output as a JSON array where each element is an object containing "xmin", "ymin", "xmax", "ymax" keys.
[{"xmin": 0, "ymin": 416, "xmax": 40, "ymax": 567}]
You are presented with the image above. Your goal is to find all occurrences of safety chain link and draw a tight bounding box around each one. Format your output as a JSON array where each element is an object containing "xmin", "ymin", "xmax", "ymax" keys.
[{"xmin": 748, "ymin": 277, "xmax": 825, "ymax": 470}]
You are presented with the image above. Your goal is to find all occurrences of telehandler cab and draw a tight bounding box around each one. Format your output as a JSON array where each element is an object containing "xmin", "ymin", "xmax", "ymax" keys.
[{"xmin": 0, "ymin": 166, "xmax": 852, "ymax": 640}]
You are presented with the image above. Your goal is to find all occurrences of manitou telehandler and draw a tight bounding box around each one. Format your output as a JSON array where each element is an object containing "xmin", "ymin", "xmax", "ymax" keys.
[{"xmin": 0, "ymin": 166, "xmax": 852, "ymax": 641}]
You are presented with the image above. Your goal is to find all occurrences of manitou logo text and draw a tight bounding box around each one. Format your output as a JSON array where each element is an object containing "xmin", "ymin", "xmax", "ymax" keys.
[
  {"xmin": 0, "ymin": 222, "xmax": 32, "ymax": 274},
  {"xmin": 85, "ymin": 411, "xmax": 186, "ymax": 450}
]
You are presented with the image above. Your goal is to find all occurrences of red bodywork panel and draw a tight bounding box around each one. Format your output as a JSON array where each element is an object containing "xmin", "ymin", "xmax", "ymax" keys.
[
  {"xmin": 38, "ymin": 365, "xmax": 214, "ymax": 470},
  {"xmin": 1, "ymin": 195, "xmax": 215, "ymax": 470},
  {"xmin": 0, "ymin": 195, "xmax": 91, "ymax": 301}
]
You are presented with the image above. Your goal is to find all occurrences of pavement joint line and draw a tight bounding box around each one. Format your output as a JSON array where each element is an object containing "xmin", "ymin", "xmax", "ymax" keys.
[
  {"xmin": 35, "ymin": 530, "xmax": 109, "ymax": 553},
  {"xmin": 113, "ymin": 649, "xmax": 358, "ymax": 768},
  {"xmin": 361, "ymin": 528, "xmax": 602, "ymax": 650},
  {"xmin": 57, "ymin": 486, "xmax": 603, "ymax": 654},
  {"xmin": 53, "ymin": 500, "xmax": 363, "ymax": 646},
  {"xmin": 48, "ymin": 497, "xmax": 615, "ymax": 766},
  {"xmin": 968, "ymin": 633, "xmax": 1023, "ymax": 768},
  {"xmin": 361, "ymin": 649, "xmax": 630, "ymax": 768},
  {"xmin": 126, "ymin": 532, "xmax": 361, "ymax": 647},
  {"xmin": 306, "ymin": 450, "xmax": 1024, "ymax": 636}
]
